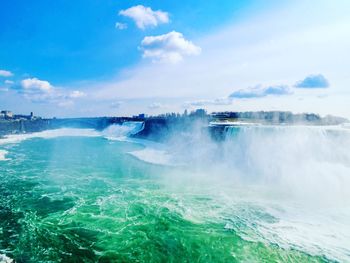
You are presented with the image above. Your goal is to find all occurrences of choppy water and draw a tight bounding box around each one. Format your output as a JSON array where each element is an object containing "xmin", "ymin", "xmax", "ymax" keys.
[{"xmin": 0, "ymin": 124, "xmax": 349, "ymax": 262}]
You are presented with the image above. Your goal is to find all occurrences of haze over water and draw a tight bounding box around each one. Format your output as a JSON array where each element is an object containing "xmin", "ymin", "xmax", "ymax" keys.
[{"xmin": 1, "ymin": 123, "xmax": 350, "ymax": 262}]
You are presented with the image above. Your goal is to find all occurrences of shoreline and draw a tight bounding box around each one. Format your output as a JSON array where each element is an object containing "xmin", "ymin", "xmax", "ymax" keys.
[{"xmin": 0, "ymin": 112, "xmax": 348, "ymax": 142}]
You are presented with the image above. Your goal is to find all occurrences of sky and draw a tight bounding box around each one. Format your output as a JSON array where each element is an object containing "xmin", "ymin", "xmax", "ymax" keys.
[{"xmin": 1, "ymin": 0, "xmax": 350, "ymax": 118}]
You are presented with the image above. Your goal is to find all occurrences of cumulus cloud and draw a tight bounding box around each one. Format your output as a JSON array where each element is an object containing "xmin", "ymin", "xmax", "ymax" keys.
[
  {"xmin": 56, "ymin": 1, "xmax": 350, "ymax": 118},
  {"xmin": 21, "ymin": 78, "xmax": 53, "ymax": 93},
  {"xmin": 115, "ymin": 22, "xmax": 127, "ymax": 30},
  {"xmin": 18, "ymin": 77, "xmax": 85, "ymax": 105},
  {"xmin": 230, "ymin": 85, "xmax": 291, "ymax": 99},
  {"xmin": 140, "ymin": 31, "xmax": 201, "ymax": 63},
  {"xmin": 295, "ymin": 74, "xmax": 329, "ymax": 88},
  {"xmin": 0, "ymin": 70, "xmax": 14, "ymax": 77},
  {"xmin": 119, "ymin": 5, "xmax": 169, "ymax": 30}
]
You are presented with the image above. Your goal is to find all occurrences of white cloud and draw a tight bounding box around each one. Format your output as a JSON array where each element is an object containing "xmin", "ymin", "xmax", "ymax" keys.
[
  {"xmin": 18, "ymin": 77, "xmax": 85, "ymax": 106},
  {"xmin": 17, "ymin": 1, "xmax": 345, "ymax": 118},
  {"xmin": 295, "ymin": 74, "xmax": 329, "ymax": 88},
  {"xmin": 85, "ymin": 1, "xmax": 350, "ymax": 118},
  {"xmin": 119, "ymin": 5, "xmax": 169, "ymax": 30},
  {"xmin": 115, "ymin": 22, "xmax": 127, "ymax": 30},
  {"xmin": 141, "ymin": 31, "xmax": 201, "ymax": 63},
  {"xmin": 21, "ymin": 78, "xmax": 52, "ymax": 93},
  {"xmin": 0, "ymin": 70, "xmax": 14, "ymax": 77}
]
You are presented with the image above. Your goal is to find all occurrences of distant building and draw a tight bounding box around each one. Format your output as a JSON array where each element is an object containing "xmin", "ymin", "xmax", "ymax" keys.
[
  {"xmin": 0, "ymin": 111, "xmax": 36, "ymax": 121},
  {"xmin": 132, "ymin": 113, "xmax": 147, "ymax": 119},
  {"xmin": 1, "ymin": 110, "xmax": 13, "ymax": 119},
  {"xmin": 190, "ymin": 109, "xmax": 207, "ymax": 118}
]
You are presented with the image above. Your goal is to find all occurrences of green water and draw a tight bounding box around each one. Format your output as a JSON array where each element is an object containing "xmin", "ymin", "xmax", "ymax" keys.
[{"xmin": 0, "ymin": 136, "xmax": 331, "ymax": 262}]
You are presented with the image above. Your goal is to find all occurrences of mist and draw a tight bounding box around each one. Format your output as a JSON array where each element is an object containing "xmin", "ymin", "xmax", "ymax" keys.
[
  {"xmin": 1, "ymin": 121, "xmax": 350, "ymax": 261},
  {"xmin": 111, "ymin": 121, "xmax": 350, "ymax": 261}
]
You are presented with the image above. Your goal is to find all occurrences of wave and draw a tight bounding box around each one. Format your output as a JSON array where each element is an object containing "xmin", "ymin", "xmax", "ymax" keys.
[
  {"xmin": 129, "ymin": 148, "xmax": 173, "ymax": 166},
  {"xmin": 0, "ymin": 149, "xmax": 9, "ymax": 161},
  {"xmin": 153, "ymin": 124, "xmax": 350, "ymax": 261},
  {"xmin": 100, "ymin": 121, "xmax": 175, "ymax": 165},
  {"xmin": 102, "ymin": 121, "xmax": 144, "ymax": 140},
  {"xmin": 1, "ymin": 122, "xmax": 349, "ymax": 260},
  {"xmin": 162, "ymin": 124, "xmax": 350, "ymax": 204},
  {"xmin": 0, "ymin": 122, "xmax": 149, "ymax": 163},
  {"xmin": 0, "ymin": 128, "xmax": 100, "ymax": 146},
  {"xmin": 222, "ymin": 125, "xmax": 350, "ymax": 191},
  {"xmin": 0, "ymin": 121, "xmax": 145, "ymax": 146},
  {"xmin": 0, "ymin": 254, "xmax": 13, "ymax": 263}
]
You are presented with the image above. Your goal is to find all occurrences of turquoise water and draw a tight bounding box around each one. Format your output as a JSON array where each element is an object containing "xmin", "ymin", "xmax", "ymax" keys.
[{"xmin": 0, "ymin": 126, "xmax": 349, "ymax": 262}]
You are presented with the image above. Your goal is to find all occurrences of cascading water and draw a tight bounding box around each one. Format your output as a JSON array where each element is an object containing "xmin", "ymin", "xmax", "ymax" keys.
[
  {"xmin": 146, "ymin": 124, "xmax": 350, "ymax": 261},
  {"xmin": 0, "ymin": 123, "xmax": 349, "ymax": 262},
  {"xmin": 218, "ymin": 125, "xmax": 350, "ymax": 261},
  {"xmin": 102, "ymin": 121, "xmax": 144, "ymax": 139},
  {"xmin": 221, "ymin": 125, "xmax": 350, "ymax": 191}
]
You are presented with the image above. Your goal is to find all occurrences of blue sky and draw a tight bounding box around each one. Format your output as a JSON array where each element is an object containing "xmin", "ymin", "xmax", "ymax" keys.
[
  {"xmin": 1, "ymin": 0, "xmax": 350, "ymax": 118},
  {"xmin": 1, "ymin": 0, "xmax": 267, "ymax": 83}
]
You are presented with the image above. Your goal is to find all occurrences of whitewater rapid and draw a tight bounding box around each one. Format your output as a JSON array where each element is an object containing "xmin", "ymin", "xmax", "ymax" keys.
[
  {"xmin": 0, "ymin": 253, "xmax": 13, "ymax": 263},
  {"xmin": 0, "ymin": 128, "xmax": 101, "ymax": 146},
  {"xmin": 159, "ymin": 124, "xmax": 350, "ymax": 261},
  {"xmin": 1, "ymin": 122, "xmax": 350, "ymax": 261},
  {"xmin": 101, "ymin": 122, "xmax": 175, "ymax": 166},
  {"xmin": 0, "ymin": 121, "xmax": 144, "ymax": 148},
  {"xmin": 0, "ymin": 122, "xmax": 170, "ymax": 165},
  {"xmin": 0, "ymin": 150, "xmax": 9, "ymax": 161}
]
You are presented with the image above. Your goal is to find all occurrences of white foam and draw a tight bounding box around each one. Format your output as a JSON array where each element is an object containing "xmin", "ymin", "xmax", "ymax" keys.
[
  {"xmin": 0, "ymin": 254, "xmax": 13, "ymax": 263},
  {"xmin": 210, "ymin": 121, "xmax": 260, "ymax": 126},
  {"xmin": 0, "ymin": 123, "xmax": 165, "ymax": 165},
  {"xmin": 143, "ymin": 124, "xmax": 350, "ymax": 261},
  {"xmin": 122, "ymin": 136, "xmax": 178, "ymax": 166},
  {"xmin": 342, "ymin": 122, "xmax": 350, "ymax": 129},
  {"xmin": 0, "ymin": 122, "xmax": 144, "ymax": 146},
  {"xmin": 0, "ymin": 128, "xmax": 100, "ymax": 145},
  {"xmin": 129, "ymin": 148, "xmax": 173, "ymax": 166},
  {"xmin": 102, "ymin": 122, "xmax": 144, "ymax": 140},
  {"xmin": 0, "ymin": 123, "xmax": 349, "ymax": 260},
  {"xmin": 0, "ymin": 150, "xmax": 9, "ymax": 161},
  {"xmin": 100, "ymin": 122, "xmax": 176, "ymax": 166},
  {"xmin": 258, "ymin": 204, "xmax": 350, "ymax": 262}
]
